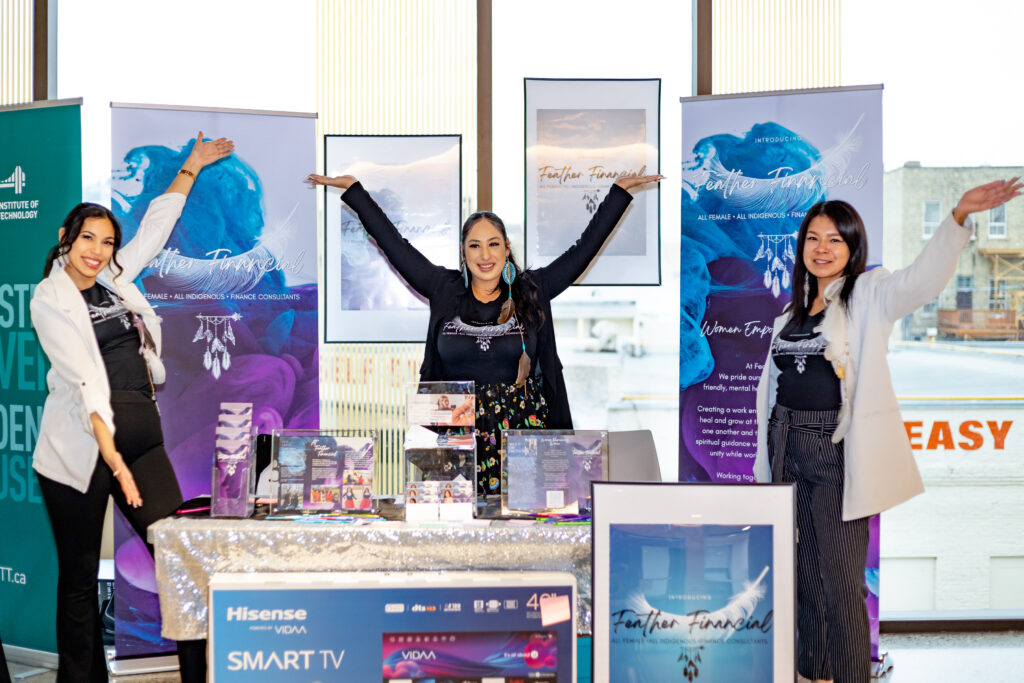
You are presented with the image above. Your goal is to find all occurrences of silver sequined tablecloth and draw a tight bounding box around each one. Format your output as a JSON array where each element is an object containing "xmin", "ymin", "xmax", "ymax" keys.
[{"xmin": 150, "ymin": 518, "xmax": 593, "ymax": 641}]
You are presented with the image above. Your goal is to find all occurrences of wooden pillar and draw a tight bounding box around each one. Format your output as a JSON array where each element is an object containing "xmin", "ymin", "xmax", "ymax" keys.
[
  {"xmin": 476, "ymin": 0, "xmax": 492, "ymax": 210},
  {"xmin": 695, "ymin": 0, "xmax": 712, "ymax": 95}
]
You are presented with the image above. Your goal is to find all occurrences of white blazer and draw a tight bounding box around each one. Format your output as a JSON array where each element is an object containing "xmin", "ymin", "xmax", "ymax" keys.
[
  {"xmin": 31, "ymin": 193, "xmax": 186, "ymax": 493},
  {"xmin": 754, "ymin": 212, "xmax": 973, "ymax": 521}
]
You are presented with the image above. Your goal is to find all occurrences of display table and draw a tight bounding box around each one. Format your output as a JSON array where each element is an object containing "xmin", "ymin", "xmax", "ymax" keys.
[{"xmin": 149, "ymin": 518, "xmax": 593, "ymax": 641}]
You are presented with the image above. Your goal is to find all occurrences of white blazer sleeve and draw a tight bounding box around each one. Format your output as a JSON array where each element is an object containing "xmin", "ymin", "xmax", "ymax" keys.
[
  {"xmin": 877, "ymin": 212, "xmax": 973, "ymax": 323},
  {"xmin": 30, "ymin": 287, "xmax": 114, "ymax": 435},
  {"xmin": 114, "ymin": 192, "xmax": 188, "ymax": 282}
]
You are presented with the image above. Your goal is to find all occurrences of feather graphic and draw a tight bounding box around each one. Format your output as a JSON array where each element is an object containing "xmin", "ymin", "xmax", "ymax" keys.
[
  {"xmin": 698, "ymin": 115, "xmax": 864, "ymax": 214},
  {"xmin": 763, "ymin": 269, "xmax": 772, "ymax": 289},
  {"xmin": 144, "ymin": 202, "xmax": 301, "ymax": 294},
  {"xmin": 626, "ymin": 565, "xmax": 770, "ymax": 643}
]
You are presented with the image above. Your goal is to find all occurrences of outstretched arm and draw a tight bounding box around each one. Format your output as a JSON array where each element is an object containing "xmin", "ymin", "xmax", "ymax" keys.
[
  {"xmin": 306, "ymin": 174, "xmax": 445, "ymax": 297},
  {"xmin": 881, "ymin": 177, "xmax": 1022, "ymax": 321},
  {"xmin": 538, "ymin": 174, "xmax": 663, "ymax": 296}
]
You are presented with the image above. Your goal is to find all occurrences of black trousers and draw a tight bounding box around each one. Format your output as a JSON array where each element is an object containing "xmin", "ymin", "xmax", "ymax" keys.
[
  {"xmin": 769, "ymin": 403, "xmax": 870, "ymax": 683},
  {"xmin": 38, "ymin": 391, "xmax": 183, "ymax": 683}
]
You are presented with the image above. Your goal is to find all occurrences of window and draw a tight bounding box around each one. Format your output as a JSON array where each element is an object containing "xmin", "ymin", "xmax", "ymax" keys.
[
  {"xmin": 922, "ymin": 200, "xmax": 941, "ymax": 237},
  {"xmin": 989, "ymin": 204, "xmax": 1007, "ymax": 238},
  {"xmin": 845, "ymin": 0, "xmax": 1024, "ymax": 619}
]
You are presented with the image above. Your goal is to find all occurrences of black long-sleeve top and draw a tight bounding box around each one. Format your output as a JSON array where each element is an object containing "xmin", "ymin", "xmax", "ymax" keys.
[{"xmin": 341, "ymin": 181, "xmax": 634, "ymax": 428}]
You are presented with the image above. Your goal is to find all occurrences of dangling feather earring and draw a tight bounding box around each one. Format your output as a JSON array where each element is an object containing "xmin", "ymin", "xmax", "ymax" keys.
[
  {"xmin": 461, "ymin": 260, "xmax": 469, "ymax": 288},
  {"xmin": 498, "ymin": 260, "xmax": 517, "ymax": 324},
  {"xmin": 498, "ymin": 260, "xmax": 531, "ymax": 388},
  {"xmin": 803, "ymin": 273, "xmax": 810, "ymax": 308}
]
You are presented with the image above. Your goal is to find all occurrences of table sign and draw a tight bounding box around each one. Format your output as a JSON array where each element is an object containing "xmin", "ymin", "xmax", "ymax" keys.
[{"xmin": 501, "ymin": 430, "xmax": 608, "ymax": 516}]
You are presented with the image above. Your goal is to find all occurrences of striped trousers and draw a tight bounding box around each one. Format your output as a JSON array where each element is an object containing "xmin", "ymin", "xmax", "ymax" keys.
[{"xmin": 769, "ymin": 403, "xmax": 870, "ymax": 683}]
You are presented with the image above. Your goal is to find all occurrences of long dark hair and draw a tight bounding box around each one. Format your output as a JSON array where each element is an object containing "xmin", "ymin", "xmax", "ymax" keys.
[
  {"xmin": 460, "ymin": 211, "xmax": 543, "ymax": 329},
  {"xmin": 788, "ymin": 199, "xmax": 868, "ymax": 325},
  {"xmin": 43, "ymin": 203, "xmax": 124, "ymax": 279}
]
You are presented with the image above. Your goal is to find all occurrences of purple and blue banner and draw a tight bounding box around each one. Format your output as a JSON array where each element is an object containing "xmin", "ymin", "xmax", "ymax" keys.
[
  {"xmin": 110, "ymin": 104, "xmax": 318, "ymax": 656},
  {"xmin": 678, "ymin": 85, "xmax": 883, "ymax": 656},
  {"xmin": 208, "ymin": 572, "xmax": 576, "ymax": 682}
]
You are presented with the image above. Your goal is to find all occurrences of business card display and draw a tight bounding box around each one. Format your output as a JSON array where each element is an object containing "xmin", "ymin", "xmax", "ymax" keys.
[
  {"xmin": 404, "ymin": 382, "xmax": 477, "ymax": 510},
  {"xmin": 272, "ymin": 430, "xmax": 376, "ymax": 514},
  {"xmin": 501, "ymin": 430, "xmax": 608, "ymax": 516},
  {"xmin": 211, "ymin": 402, "xmax": 255, "ymax": 518},
  {"xmin": 208, "ymin": 571, "xmax": 577, "ymax": 682}
]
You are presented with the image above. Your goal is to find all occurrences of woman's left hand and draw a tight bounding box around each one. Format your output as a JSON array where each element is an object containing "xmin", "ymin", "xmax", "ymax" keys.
[
  {"xmin": 615, "ymin": 174, "xmax": 665, "ymax": 191},
  {"xmin": 186, "ymin": 131, "xmax": 235, "ymax": 169},
  {"xmin": 953, "ymin": 177, "xmax": 1022, "ymax": 224}
]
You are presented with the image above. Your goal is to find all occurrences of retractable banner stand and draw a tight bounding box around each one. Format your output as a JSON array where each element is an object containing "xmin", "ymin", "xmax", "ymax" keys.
[
  {"xmin": 678, "ymin": 86, "xmax": 884, "ymax": 657},
  {"xmin": 0, "ymin": 99, "xmax": 82, "ymax": 660},
  {"xmin": 109, "ymin": 104, "xmax": 318, "ymax": 657}
]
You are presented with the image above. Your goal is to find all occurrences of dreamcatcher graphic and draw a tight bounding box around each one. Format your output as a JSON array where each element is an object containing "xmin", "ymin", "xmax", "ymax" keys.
[
  {"xmin": 192, "ymin": 312, "xmax": 242, "ymax": 379},
  {"xmin": 754, "ymin": 233, "xmax": 798, "ymax": 298}
]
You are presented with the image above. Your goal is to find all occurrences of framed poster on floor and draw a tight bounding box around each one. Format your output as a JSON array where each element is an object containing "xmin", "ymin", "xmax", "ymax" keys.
[
  {"xmin": 525, "ymin": 78, "xmax": 660, "ymax": 285},
  {"xmin": 592, "ymin": 482, "xmax": 795, "ymax": 682},
  {"xmin": 323, "ymin": 134, "xmax": 462, "ymax": 342}
]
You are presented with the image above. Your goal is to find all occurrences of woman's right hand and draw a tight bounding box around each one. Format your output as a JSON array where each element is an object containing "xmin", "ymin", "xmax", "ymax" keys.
[
  {"xmin": 306, "ymin": 174, "xmax": 357, "ymax": 190},
  {"xmin": 953, "ymin": 177, "xmax": 1022, "ymax": 225},
  {"xmin": 114, "ymin": 465, "xmax": 143, "ymax": 508}
]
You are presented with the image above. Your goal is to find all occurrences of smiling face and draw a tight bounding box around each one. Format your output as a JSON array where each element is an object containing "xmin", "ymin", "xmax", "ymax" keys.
[
  {"xmin": 462, "ymin": 218, "xmax": 510, "ymax": 291},
  {"xmin": 63, "ymin": 216, "xmax": 116, "ymax": 290},
  {"xmin": 802, "ymin": 214, "xmax": 850, "ymax": 290}
]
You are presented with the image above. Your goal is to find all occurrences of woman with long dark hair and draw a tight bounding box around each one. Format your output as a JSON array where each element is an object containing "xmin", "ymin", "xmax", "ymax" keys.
[
  {"xmin": 31, "ymin": 132, "xmax": 233, "ymax": 682},
  {"xmin": 754, "ymin": 178, "xmax": 1021, "ymax": 683},
  {"xmin": 307, "ymin": 172, "xmax": 661, "ymax": 495}
]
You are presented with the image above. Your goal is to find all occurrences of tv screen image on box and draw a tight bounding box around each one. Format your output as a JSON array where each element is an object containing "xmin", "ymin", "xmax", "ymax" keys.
[{"xmin": 382, "ymin": 631, "xmax": 558, "ymax": 682}]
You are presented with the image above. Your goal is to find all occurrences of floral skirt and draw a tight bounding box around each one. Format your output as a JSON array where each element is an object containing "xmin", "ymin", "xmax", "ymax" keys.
[{"xmin": 474, "ymin": 376, "xmax": 549, "ymax": 496}]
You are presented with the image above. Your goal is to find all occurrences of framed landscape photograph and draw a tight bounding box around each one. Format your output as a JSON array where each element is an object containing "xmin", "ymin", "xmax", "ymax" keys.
[
  {"xmin": 525, "ymin": 78, "xmax": 660, "ymax": 285},
  {"xmin": 324, "ymin": 134, "xmax": 462, "ymax": 342}
]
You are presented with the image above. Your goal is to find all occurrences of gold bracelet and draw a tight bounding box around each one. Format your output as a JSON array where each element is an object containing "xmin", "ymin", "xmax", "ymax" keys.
[{"xmin": 178, "ymin": 168, "xmax": 196, "ymax": 180}]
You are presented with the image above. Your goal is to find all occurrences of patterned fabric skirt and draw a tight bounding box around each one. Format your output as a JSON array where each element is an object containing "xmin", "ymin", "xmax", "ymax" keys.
[{"xmin": 474, "ymin": 376, "xmax": 549, "ymax": 496}]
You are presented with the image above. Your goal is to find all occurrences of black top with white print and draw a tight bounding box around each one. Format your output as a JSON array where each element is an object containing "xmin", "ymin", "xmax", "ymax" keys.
[
  {"xmin": 771, "ymin": 310, "xmax": 841, "ymax": 411},
  {"xmin": 436, "ymin": 294, "xmax": 538, "ymax": 385},
  {"xmin": 81, "ymin": 284, "xmax": 150, "ymax": 393}
]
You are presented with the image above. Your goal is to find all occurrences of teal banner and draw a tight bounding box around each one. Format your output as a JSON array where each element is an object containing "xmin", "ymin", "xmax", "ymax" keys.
[{"xmin": 0, "ymin": 99, "xmax": 82, "ymax": 654}]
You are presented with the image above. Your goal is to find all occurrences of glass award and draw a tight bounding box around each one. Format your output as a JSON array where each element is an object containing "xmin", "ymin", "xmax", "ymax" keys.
[{"xmin": 501, "ymin": 429, "xmax": 609, "ymax": 516}]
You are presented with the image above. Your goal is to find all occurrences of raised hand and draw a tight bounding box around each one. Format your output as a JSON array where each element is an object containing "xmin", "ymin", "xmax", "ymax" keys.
[
  {"xmin": 614, "ymin": 174, "xmax": 665, "ymax": 191},
  {"xmin": 954, "ymin": 177, "xmax": 1022, "ymax": 224},
  {"xmin": 306, "ymin": 174, "xmax": 358, "ymax": 190},
  {"xmin": 187, "ymin": 131, "xmax": 234, "ymax": 168}
]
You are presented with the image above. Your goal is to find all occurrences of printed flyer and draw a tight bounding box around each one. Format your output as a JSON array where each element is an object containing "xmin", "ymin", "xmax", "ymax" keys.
[
  {"xmin": 502, "ymin": 430, "xmax": 607, "ymax": 514},
  {"xmin": 275, "ymin": 434, "xmax": 374, "ymax": 513}
]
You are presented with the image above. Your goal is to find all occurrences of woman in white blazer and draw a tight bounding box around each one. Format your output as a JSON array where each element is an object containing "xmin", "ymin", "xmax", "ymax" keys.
[
  {"xmin": 31, "ymin": 132, "xmax": 233, "ymax": 683},
  {"xmin": 753, "ymin": 178, "xmax": 1020, "ymax": 683}
]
